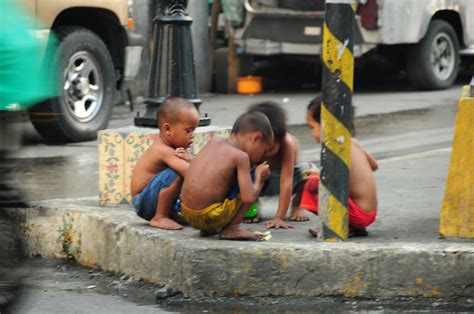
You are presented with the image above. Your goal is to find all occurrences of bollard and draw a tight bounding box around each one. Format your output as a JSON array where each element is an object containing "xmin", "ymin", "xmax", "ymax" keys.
[
  {"xmin": 319, "ymin": 0, "xmax": 356, "ymax": 241},
  {"xmin": 439, "ymin": 85, "xmax": 474, "ymax": 238},
  {"xmin": 134, "ymin": 0, "xmax": 210, "ymax": 127}
]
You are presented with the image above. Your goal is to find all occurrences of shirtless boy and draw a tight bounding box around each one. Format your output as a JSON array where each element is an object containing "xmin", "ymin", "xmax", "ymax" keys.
[
  {"xmin": 302, "ymin": 96, "xmax": 378, "ymax": 236},
  {"xmin": 180, "ymin": 112, "xmax": 273, "ymax": 241},
  {"xmin": 131, "ymin": 97, "xmax": 199, "ymax": 230},
  {"xmin": 245, "ymin": 101, "xmax": 313, "ymax": 229}
]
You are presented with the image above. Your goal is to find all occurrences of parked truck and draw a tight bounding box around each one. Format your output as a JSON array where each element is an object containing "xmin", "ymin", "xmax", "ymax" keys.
[
  {"xmin": 219, "ymin": 0, "xmax": 474, "ymax": 91},
  {"xmin": 23, "ymin": 0, "xmax": 145, "ymax": 142}
]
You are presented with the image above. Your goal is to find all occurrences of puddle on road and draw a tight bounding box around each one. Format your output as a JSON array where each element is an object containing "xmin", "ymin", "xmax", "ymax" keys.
[
  {"xmin": 11, "ymin": 258, "xmax": 474, "ymax": 313},
  {"xmin": 1, "ymin": 155, "xmax": 98, "ymax": 201}
]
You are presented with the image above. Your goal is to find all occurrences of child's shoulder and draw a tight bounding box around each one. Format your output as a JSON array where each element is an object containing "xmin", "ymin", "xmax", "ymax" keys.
[
  {"xmin": 147, "ymin": 137, "xmax": 172, "ymax": 152},
  {"xmin": 285, "ymin": 132, "xmax": 299, "ymax": 147},
  {"xmin": 350, "ymin": 137, "xmax": 363, "ymax": 148},
  {"xmin": 141, "ymin": 138, "xmax": 174, "ymax": 162},
  {"xmin": 216, "ymin": 137, "xmax": 248, "ymax": 159},
  {"xmin": 279, "ymin": 132, "xmax": 299, "ymax": 154},
  {"xmin": 350, "ymin": 138, "xmax": 365, "ymax": 152}
]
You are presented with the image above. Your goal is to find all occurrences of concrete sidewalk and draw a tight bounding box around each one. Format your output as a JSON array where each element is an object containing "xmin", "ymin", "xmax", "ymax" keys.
[{"xmin": 8, "ymin": 145, "xmax": 474, "ymax": 299}]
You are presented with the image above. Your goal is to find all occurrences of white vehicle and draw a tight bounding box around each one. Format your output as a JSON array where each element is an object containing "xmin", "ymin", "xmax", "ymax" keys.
[{"xmin": 223, "ymin": 0, "xmax": 474, "ymax": 90}]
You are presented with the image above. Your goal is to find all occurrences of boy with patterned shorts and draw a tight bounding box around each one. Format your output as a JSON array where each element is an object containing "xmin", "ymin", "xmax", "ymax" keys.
[{"xmin": 131, "ymin": 97, "xmax": 199, "ymax": 230}]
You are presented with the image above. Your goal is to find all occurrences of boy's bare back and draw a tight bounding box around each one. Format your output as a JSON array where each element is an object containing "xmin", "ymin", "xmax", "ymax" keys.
[
  {"xmin": 181, "ymin": 136, "xmax": 246, "ymax": 210},
  {"xmin": 348, "ymin": 138, "xmax": 378, "ymax": 212}
]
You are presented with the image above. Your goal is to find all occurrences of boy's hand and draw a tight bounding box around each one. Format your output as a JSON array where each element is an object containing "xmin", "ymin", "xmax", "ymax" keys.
[
  {"xmin": 255, "ymin": 161, "xmax": 270, "ymax": 182},
  {"xmin": 174, "ymin": 148, "xmax": 192, "ymax": 162},
  {"xmin": 264, "ymin": 217, "xmax": 293, "ymax": 229}
]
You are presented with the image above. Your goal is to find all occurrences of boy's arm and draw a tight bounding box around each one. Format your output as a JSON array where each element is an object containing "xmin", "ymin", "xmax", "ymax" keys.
[
  {"xmin": 160, "ymin": 146, "xmax": 190, "ymax": 177},
  {"xmin": 352, "ymin": 138, "xmax": 378, "ymax": 171},
  {"xmin": 236, "ymin": 154, "xmax": 270, "ymax": 204},
  {"xmin": 265, "ymin": 134, "xmax": 297, "ymax": 229},
  {"xmin": 174, "ymin": 147, "xmax": 192, "ymax": 162},
  {"xmin": 364, "ymin": 149, "xmax": 378, "ymax": 171}
]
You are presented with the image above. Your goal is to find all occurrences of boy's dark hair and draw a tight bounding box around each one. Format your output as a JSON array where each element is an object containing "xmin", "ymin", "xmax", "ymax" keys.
[
  {"xmin": 307, "ymin": 95, "xmax": 356, "ymax": 134},
  {"xmin": 307, "ymin": 96, "xmax": 322, "ymax": 123},
  {"xmin": 247, "ymin": 101, "xmax": 287, "ymax": 142},
  {"xmin": 232, "ymin": 111, "xmax": 273, "ymax": 143},
  {"xmin": 156, "ymin": 97, "xmax": 196, "ymax": 129}
]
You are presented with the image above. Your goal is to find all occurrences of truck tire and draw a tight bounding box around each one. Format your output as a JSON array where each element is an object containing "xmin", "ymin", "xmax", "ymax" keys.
[
  {"xmin": 407, "ymin": 20, "xmax": 459, "ymax": 90},
  {"xmin": 30, "ymin": 26, "xmax": 115, "ymax": 143}
]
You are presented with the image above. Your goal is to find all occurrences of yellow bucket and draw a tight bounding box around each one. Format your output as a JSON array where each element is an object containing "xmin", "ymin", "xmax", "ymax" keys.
[{"xmin": 236, "ymin": 76, "xmax": 263, "ymax": 94}]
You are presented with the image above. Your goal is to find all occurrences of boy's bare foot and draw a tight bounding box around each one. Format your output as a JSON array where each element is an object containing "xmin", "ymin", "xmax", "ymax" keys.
[
  {"xmin": 219, "ymin": 226, "xmax": 264, "ymax": 241},
  {"xmin": 290, "ymin": 208, "xmax": 310, "ymax": 221},
  {"xmin": 150, "ymin": 217, "xmax": 183, "ymax": 230},
  {"xmin": 243, "ymin": 215, "xmax": 261, "ymax": 224}
]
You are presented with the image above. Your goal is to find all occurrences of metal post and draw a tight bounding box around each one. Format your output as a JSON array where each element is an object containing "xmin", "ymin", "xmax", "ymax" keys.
[
  {"xmin": 188, "ymin": 0, "xmax": 210, "ymax": 94},
  {"xmin": 134, "ymin": 0, "xmax": 211, "ymax": 127},
  {"xmin": 319, "ymin": 0, "xmax": 356, "ymax": 241}
]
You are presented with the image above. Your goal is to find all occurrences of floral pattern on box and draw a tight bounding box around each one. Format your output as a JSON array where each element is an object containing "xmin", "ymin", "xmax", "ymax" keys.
[
  {"xmin": 216, "ymin": 128, "xmax": 231, "ymax": 139},
  {"xmin": 98, "ymin": 130, "xmax": 125, "ymax": 205},
  {"xmin": 190, "ymin": 132, "xmax": 211, "ymax": 156},
  {"xmin": 98, "ymin": 126, "xmax": 231, "ymax": 205}
]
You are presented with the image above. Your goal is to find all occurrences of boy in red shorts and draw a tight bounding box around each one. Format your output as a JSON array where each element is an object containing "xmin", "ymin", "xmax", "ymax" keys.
[{"xmin": 302, "ymin": 96, "xmax": 378, "ymax": 237}]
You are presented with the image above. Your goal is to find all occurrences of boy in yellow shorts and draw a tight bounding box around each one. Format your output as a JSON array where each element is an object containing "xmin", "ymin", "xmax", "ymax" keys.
[{"xmin": 180, "ymin": 112, "xmax": 273, "ymax": 240}]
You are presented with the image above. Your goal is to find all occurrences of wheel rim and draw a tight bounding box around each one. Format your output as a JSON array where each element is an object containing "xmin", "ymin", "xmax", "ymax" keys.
[
  {"xmin": 430, "ymin": 32, "xmax": 455, "ymax": 81},
  {"xmin": 63, "ymin": 51, "xmax": 104, "ymax": 123}
]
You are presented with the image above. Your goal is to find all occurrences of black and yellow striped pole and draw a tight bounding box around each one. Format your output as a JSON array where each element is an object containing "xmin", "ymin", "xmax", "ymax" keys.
[{"xmin": 319, "ymin": 0, "xmax": 355, "ymax": 241}]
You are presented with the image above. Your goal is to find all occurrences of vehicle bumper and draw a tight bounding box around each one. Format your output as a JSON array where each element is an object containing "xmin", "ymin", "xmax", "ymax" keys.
[
  {"xmin": 123, "ymin": 28, "xmax": 144, "ymax": 80},
  {"xmin": 123, "ymin": 45, "xmax": 143, "ymax": 79},
  {"xmin": 235, "ymin": 2, "xmax": 363, "ymax": 56}
]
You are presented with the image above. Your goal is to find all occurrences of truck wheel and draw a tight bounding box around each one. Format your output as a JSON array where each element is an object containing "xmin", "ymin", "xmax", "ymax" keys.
[
  {"xmin": 407, "ymin": 20, "xmax": 459, "ymax": 90},
  {"xmin": 30, "ymin": 26, "xmax": 115, "ymax": 143}
]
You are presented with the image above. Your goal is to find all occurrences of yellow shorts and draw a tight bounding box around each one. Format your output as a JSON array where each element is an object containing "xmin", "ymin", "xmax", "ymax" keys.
[{"xmin": 180, "ymin": 196, "xmax": 241, "ymax": 232}]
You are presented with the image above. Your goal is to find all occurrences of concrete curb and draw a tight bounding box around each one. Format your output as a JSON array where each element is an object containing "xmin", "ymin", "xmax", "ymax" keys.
[{"xmin": 7, "ymin": 197, "xmax": 474, "ymax": 299}]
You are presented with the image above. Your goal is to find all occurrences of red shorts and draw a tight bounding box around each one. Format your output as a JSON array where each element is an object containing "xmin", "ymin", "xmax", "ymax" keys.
[{"xmin": 300, "ymin": 175, "xmax": 377, "ymax": 229}]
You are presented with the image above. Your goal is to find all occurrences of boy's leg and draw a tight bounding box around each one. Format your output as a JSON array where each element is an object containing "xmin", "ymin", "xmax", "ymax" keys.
[
  {"xmin": 219, "ymin": 203, "xmax": 264, "ymax": 241},
  {"xmin": 290, "ymin": 183, "xmax": 310, "ymax": 221},
  {"xmin": 150, "ymin": 176, "xmax": 183, "ymax": 230}
]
